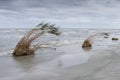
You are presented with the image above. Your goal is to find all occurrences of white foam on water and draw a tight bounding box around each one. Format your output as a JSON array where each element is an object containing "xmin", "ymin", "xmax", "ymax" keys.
[
  {"xmin": 0, "ymin": 49, "xmax": 13, "ymax": 56},
  {"xmin": 49, "ymin": 39, "xmax": 81, "ymax": 46}
]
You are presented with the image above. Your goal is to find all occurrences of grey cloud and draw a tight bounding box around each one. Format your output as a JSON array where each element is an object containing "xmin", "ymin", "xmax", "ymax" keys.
[
  {"xmin": 0, "ymin": 0, "xmax": 120, "ymax": 28},
  {"xmin": 1, "ymin": 0, "xmax": 118, "ymax": 10}
]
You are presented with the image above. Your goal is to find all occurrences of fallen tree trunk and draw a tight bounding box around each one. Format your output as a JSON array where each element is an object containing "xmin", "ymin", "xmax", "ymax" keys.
[
  {"xmin": 13, "ymin": 23, "xmax": 60, "ymax": 56},
  {"xmin": 13, "ymin": 29, "xmax": 44, "ymax": 56},
  {"xmin": 13, "ymin": 43, "xmax": 34, "ymax": 56}
]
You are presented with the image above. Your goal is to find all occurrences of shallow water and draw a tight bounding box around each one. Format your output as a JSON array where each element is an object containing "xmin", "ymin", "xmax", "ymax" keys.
[{"xmin": 0, "ymin": 28, "xmax": 120, "ymax": 80}]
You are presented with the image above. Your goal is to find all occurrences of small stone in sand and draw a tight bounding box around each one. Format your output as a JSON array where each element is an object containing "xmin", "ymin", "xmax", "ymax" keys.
[{"xmin": 112, "ymin": 38, "xmax": 118, "ymax": 41}]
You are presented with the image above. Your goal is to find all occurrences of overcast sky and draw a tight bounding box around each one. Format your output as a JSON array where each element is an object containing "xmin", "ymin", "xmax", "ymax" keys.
[{"xmin": 0, "ymin": 0, "xmax": 120, "ymax": 28}]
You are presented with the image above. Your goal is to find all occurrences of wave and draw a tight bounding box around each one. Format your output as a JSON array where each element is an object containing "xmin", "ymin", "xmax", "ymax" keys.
[
  {"xmin": 0, "ymin": 29, "xmax": 120, "ymax": 57},
  {"xmin": 49, "ymin": 39, "xmax": 81, "ymax": 46},
  {"xmin": 0, "ymin": 36, "xmax": 118, "ymax": 56},
  {"xmin": 0, "ymin": 39, "xmax": 81, "ymax": 56},
  {"xmin": 0, "ymin": 49, "xmax": 13, "ymax": 56}
]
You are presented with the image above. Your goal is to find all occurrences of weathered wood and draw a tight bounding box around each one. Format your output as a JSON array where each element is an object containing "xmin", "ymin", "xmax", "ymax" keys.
[
  {"xmin": 13, "ymin": 23, "xmax": 60, "ymax": 56},
  {"xmin": 82, "ymin": 39, "xmax": 92, "ymax": 48}
]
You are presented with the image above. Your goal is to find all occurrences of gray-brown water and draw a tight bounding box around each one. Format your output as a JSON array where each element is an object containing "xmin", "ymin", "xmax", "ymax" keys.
[{"xmin": 0, "ymin": 28, "xmax": 120, "ymax": 80}]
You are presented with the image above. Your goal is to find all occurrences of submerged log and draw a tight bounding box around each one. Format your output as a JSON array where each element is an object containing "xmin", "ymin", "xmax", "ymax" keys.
[
  {"xmin": 102, "ymin": 32, "xmax": 109, "ymax": 38},
  {"xmin": 104, "ymin": 36, "xmax": 108, "ymax": 38}
]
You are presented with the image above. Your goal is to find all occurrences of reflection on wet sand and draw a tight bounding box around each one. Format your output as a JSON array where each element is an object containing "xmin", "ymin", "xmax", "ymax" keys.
[
  {"xmin": 13, "ymin": 55, "xmax": 35, "ymax": 72},
  {"xmin": 40, "ymin": 54, "xmax": 89, "ymax": 69}
]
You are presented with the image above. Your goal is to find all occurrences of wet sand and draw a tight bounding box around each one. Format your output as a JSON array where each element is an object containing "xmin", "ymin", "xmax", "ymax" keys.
[{"xmin": 1, "ymin": 43, "xmax": 120, "ymax": 80}]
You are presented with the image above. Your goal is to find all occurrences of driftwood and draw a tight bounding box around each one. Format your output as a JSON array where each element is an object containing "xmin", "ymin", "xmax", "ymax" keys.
[
  {"xmin": 82, "ymin": 39, "xmax": 92, "ymax": 48},
  {"xmin": 82, "ymin": 34, "xmax": 97, "ymax": 48},
  {"xmin": 82, "ymin": 32, "xmax": 110, "ymax": 48},
  {"xmin": 13, "ymin": 23, "xmax": 60, "ymax": 56},
  {"xmin": 82, "ymin": 32, "xmax": 113, "ymax": 48}
]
